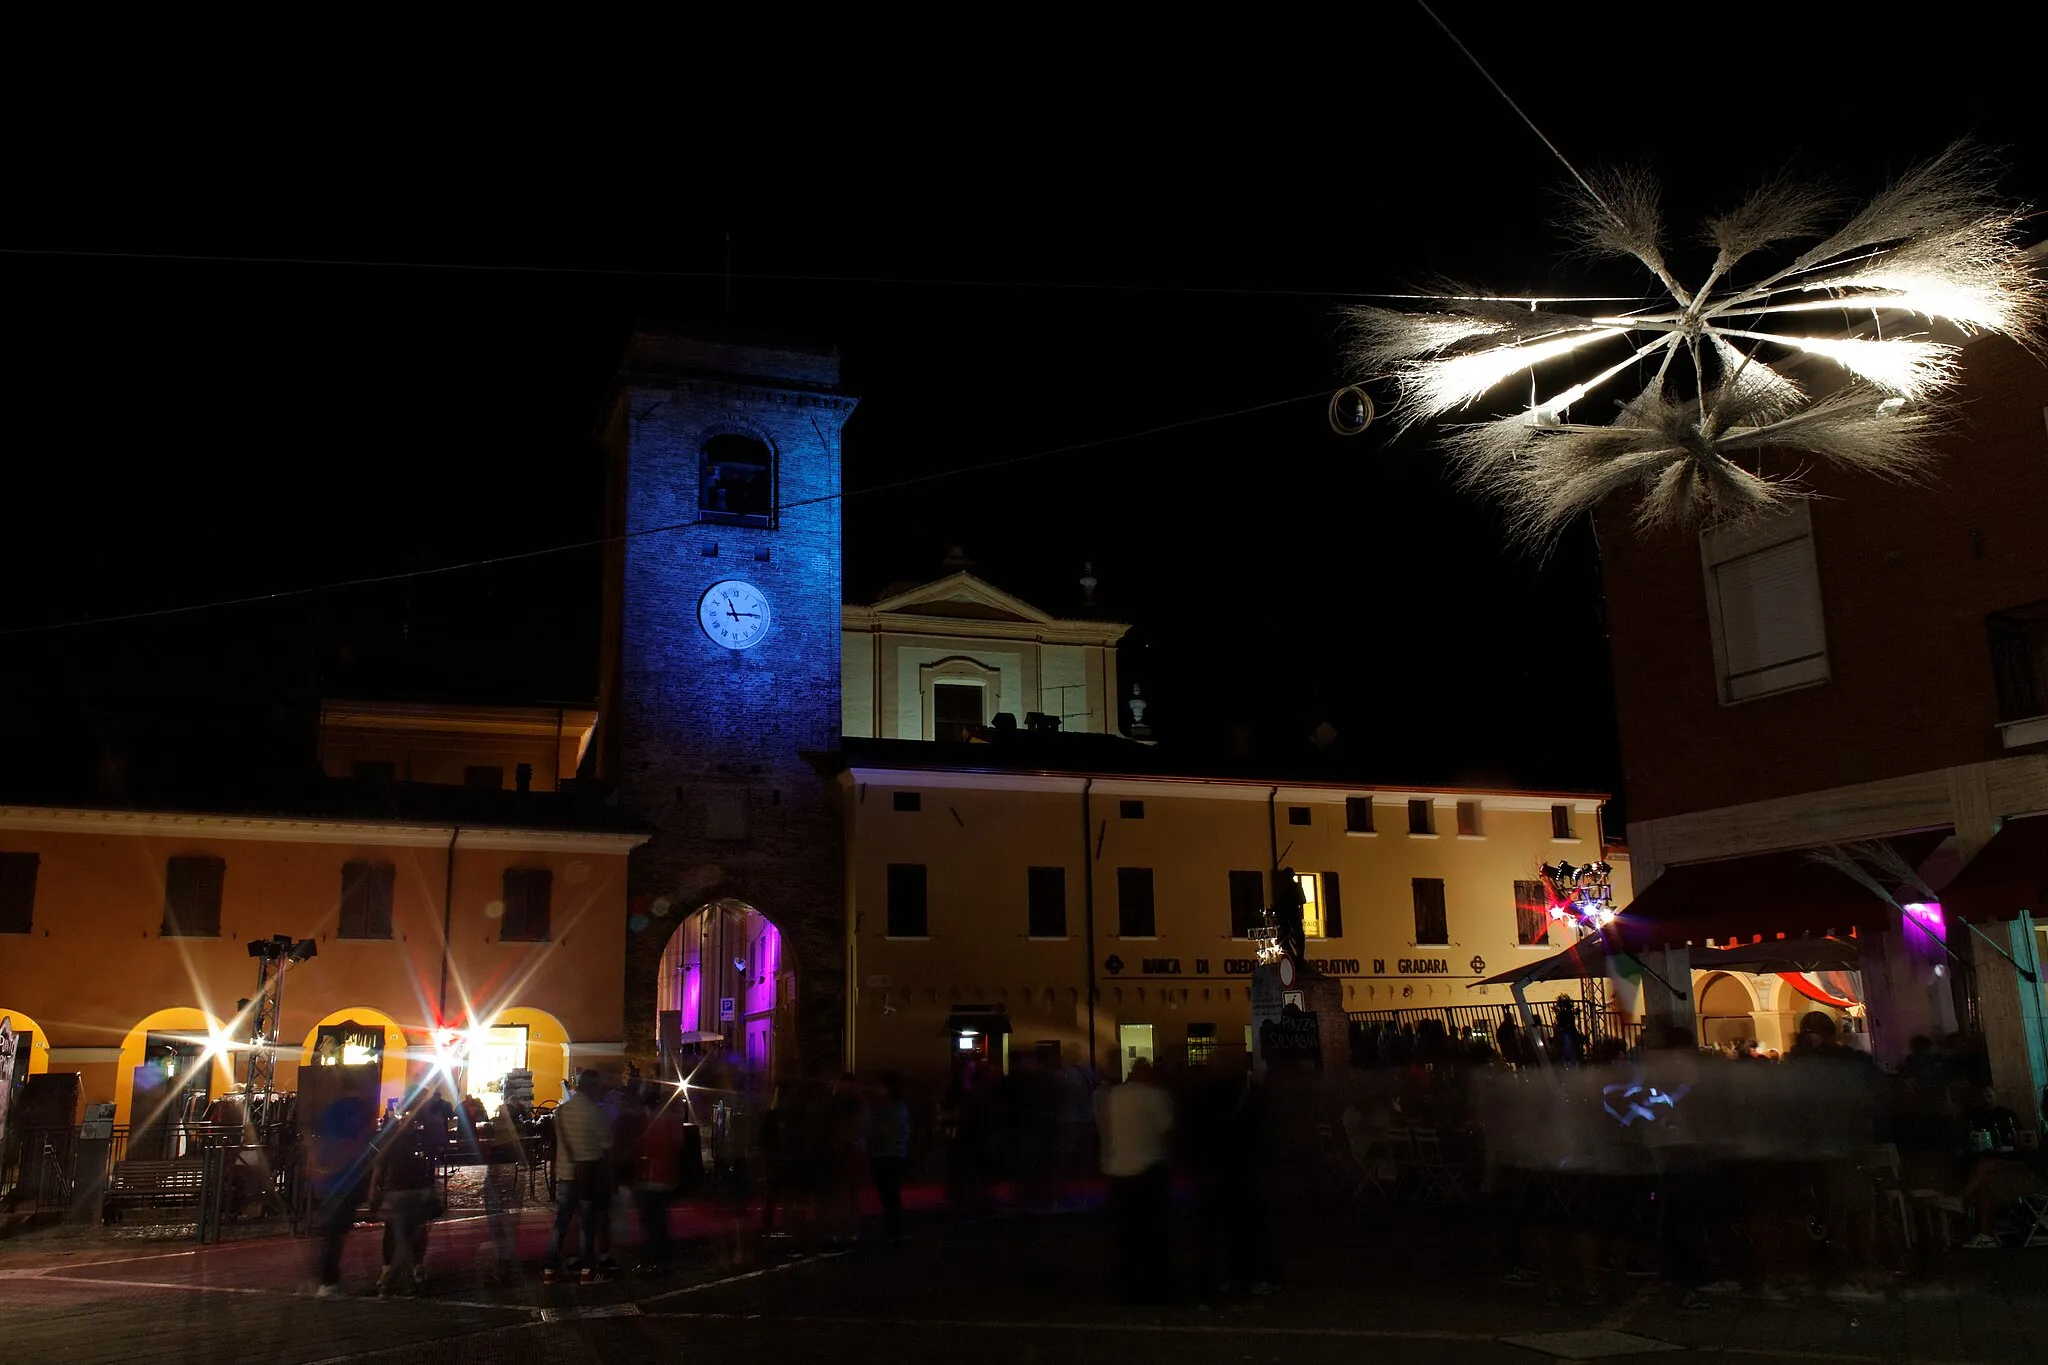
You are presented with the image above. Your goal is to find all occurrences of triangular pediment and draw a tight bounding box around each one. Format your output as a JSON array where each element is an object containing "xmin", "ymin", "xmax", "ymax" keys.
[{"xmin": 868, "ymin": 572, "xmax": 1055, "ymax": 625}]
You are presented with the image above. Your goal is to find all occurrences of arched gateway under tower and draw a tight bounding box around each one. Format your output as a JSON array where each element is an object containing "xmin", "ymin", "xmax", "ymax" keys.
[
  {"xmin": 654, "ymin": 899, "xmax": 790, "ymax": 1093},
  {"xmin": 598, "ymin": 332, "xmax": 857, "ymax": 1077}
]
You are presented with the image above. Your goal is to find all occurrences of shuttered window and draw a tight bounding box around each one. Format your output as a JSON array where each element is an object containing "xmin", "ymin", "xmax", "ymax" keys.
[
  {"xmin": 887, "ymin": 863, "xmax": 928, "ymax": 937},
  {"xmin": 1117, "ymin": 868, "xmax": 1156, "ymax": 937},
  {"xmin": 1702, "ymin": 501, "xmax": 1829, "ymax": 703},
  {"xmin": 1227, "ymin": 870, "xmax": 1265, "ymax": 938},
  {"xmin": 1345, "ymin": 797, "xmax": 1374, "ymax": 833},
  {"xmin": 501, "ymin": 867, "xmax": 553, "ymax": 942},
  {"xmin": 1026, "ymin": 866, "xmax": 1067, "ymax": 938},
  {"xmin": 1320, "ymin": 870, "xmax": 1343, "ymax": 939},
  {"xmin": 337, "ymin": 860, "xmax": 396, "ymax": 940},
  {"xmin": 162, "ymin": 856, "xmax": 226, "ymax": 937},
  {"xmin": 1408, "ymin": 800, "xmax": 1434, "ymax": 835},
  {"xmin": 1412, "ymin": 877, "xmax": 1449, "ymax": 945},
  {"xmin": 1514, "ymin": 879, "xmax": 1551, "ymax": 946},
  {"xmin": 0, "ymin": 852, "xmax": 38, "ymax": 934}
]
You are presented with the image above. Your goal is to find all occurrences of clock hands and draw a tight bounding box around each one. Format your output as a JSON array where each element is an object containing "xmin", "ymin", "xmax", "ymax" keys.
[{"xmin": 723, "ymin": 596, "xmax": 760, "ymax": 622}]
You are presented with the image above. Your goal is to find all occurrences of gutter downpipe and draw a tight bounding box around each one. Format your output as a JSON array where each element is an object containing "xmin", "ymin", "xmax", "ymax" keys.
[
  {"xmin": 438, "ymin": 827, "xmax": 460, "ymax": 1025},
  {"xmin": 1082, "ymin": 778, "xmax": 1096, "ymax": 1072}
]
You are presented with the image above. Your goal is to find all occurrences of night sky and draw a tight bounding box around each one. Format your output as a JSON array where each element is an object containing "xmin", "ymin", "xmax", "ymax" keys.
[{"xmin": 5, "ymin": 9, "xmax": 2043, "ymax": 812}]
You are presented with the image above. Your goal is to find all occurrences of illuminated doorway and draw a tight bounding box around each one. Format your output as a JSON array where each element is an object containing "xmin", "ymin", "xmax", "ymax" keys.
[
  {"xmin": 1117, "ymin": 1023, "xmax": 1155, "ymax": 1080},
  {"xmin": 463, "ymin": 1026, "xmax": 530, "ymax": 1105},
  {"xmin": 656, "ymin": 899, "xmax": 785, "ymax": 1095}
]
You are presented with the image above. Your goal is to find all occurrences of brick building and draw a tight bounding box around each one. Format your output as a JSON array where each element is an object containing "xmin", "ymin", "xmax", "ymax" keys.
[{"xmin": 1597, "ymin": 312, "xmax": 2048, "ymax": 1115}]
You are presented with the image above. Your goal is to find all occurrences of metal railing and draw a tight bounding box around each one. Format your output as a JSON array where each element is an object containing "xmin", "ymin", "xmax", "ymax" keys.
[{"xmin": 1347, "ymin": 1001, "xmax": 1644, "ymax": 1060}]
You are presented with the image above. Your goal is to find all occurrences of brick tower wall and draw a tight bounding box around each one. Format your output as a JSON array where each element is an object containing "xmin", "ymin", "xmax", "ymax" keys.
[{"xmin": 599, "ymin": 332, "xmax": 855, "ymax": 1074}]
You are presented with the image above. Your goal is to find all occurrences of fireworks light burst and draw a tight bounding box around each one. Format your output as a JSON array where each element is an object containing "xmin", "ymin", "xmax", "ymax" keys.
[{"xmin": 1344, "ymin": 143, "xmax": 2044, "ymax": 543}]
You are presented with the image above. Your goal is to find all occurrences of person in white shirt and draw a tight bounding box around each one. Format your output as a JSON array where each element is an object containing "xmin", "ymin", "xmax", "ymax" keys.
[{"xmin": 1095, "ymin": 1058, "xmax": 1174, "ymax": 1303}]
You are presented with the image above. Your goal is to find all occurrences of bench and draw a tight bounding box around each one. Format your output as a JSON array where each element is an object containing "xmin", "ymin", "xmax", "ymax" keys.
[{"xmin": 103, "ymin": 1159, "xmax": 207, "ymax": 1221}]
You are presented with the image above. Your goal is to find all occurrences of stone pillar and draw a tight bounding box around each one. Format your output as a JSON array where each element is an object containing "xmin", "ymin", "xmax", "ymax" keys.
[
  {"xmin": 1974, "ymin": 912, "xmax": 2048, "ymax": 1131},
  {"xmin": 1637, "ymin": 947, "xmax": 1696, "ymax": 1040}
]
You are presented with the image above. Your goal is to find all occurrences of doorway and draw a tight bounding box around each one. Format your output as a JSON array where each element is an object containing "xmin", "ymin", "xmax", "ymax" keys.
[{"xmin": 1117, "ymin": 1023, "xmax": 1155, "ymax": 1080}]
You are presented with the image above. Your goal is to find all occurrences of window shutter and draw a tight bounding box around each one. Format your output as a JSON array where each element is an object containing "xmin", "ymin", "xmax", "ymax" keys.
[
  {"xmin": 887, "ymin": 863, "xmax": 928, "ymax": 937},
  {"xmin": 1703, "ymin": 503, "xmax": 1829, "ymax": 702},
  {"xmin": 338, "ymin": 860, "xmax": 369, "ymax": 939},
  {"xmin": 366, "ymin": 862, "xmax": 395, "ymax": 938},
  {"xmin": 1551, "ymin": 805, "xmax": 1573, "ymax": 840},
  {"xmin": 1411, "ymin": 877, "xmax": 1448, "ymax": 945},
  {"xmin": 1345, "ymin": 798, "xmax": 1373, "ymax": 833},
  {"xmin": 1227, "ymin": 870, "xmax": 1264, "ymax": 938},
  {"xmin": 1027, "ymin": 866, "xmax": 1066, "ymax": 938},
  {"xmin": 1408, "ymin": 800, "xmax": 1433, "ymax": 835},
  {"xmin": 1514, "ymin": 879, "xmax": 1550, "ymax": 946},
  {"xmin": 1320, "ymin": 871, "xmax": 1342, "ymax": 938},
  {"xmin": 502, "ymin": 868, "xmax": 552, "ymax": 942},
  {"xmin": 1117, "ymin": 868, "xmax": 1156, "ymax": 937},
  {"xmin": 0, "ymin": 852, "xmax": 38, "ymax": 934},
  {"xmin": 163, "ymin": 856, "xmax": 226, "ymax": 937}
]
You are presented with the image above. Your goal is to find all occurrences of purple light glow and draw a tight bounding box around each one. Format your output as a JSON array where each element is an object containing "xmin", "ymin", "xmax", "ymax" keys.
[{"xmin": 1902, "ymin": 901, "xmax": 1947, "ymax": 959}]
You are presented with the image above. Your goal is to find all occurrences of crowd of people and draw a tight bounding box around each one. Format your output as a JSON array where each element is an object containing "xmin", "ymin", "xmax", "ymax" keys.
[
  {"xmin": 298, "ymin": 1012, "xmax": 2044, "ymax": 1308},
  {"xmin": 1333, "ymin": 1011, "xmax": 2048, "ymax": 1308}
]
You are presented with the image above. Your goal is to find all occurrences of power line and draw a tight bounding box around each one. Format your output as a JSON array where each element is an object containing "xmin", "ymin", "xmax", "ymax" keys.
[
  {"xmin": 1, "ymin": 389, "xmax": 1329, "ymax": 638},
  {"xmin": 0, "ymin": 244, "xmax": 1649, "ymax": 305}
]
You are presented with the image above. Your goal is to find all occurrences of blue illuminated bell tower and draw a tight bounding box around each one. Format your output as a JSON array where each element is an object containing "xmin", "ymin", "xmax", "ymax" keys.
[{"xmin": 597, "ymin": 330, "xmax": 857, "ymax": 1075}]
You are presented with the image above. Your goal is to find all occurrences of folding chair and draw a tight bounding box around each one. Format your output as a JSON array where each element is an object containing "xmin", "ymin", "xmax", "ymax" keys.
[
  {"xmin": 1412, "ymin": 1125, "xmax": 1468, "ymax": 1203},
  {"xmin": 2014, "ymin": 1192, "xmax": 2048, "ymax": 1249}
]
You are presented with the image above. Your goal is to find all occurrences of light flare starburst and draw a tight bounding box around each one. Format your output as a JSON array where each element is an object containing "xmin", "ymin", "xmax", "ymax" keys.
[{"xmin": 1345, "ymin": 142, "xmax": 2044, "ymax": 542}]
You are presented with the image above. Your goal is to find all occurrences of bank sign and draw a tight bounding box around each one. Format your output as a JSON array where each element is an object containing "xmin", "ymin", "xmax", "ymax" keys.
[{"xmin": 1108, "ymin": 955, "xmax": 1462, "ymax": 977}]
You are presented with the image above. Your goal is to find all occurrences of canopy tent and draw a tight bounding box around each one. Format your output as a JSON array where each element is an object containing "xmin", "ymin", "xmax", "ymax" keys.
[
  {"xmin": 1939, "ymin": 813, "xmax": 2048, "ymax": 923},
  {"xmin": 1604, "ymin": 830, "xmax": 1950, "ymax": 949},
  {"xmin": 1476, "ymin": 933, "xmax": 1865, "ymax": 991}
]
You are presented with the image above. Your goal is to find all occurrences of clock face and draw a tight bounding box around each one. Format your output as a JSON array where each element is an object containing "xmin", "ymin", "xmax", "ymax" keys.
[{"xmin": 698, "ymin": 580, "xmax": 771, "ymax": 650}]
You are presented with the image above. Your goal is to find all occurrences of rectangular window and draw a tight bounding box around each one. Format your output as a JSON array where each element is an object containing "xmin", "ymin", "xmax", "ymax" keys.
[
  {"xmin": 337, "ymin": 860, "xmax": 396, "ymax": 940},
  {"xmin": 1287, "ymin": 805, "xmax": 1311, "ymax": 827},
  {"xmin": 1227, "ymin": 870, "xmax": 1265, "ymax": 938},
  {"xmin": 1408, "ymin": 800, "xmax": 1435, "ymax": 835},
  {"xmin": 1119, "ymin": 799, "xmax": 1145, "ymax": 820},
  {"xmin": 1320, "ymin": 870, "xmax": 1343, "ymax": 938},
  {"xmin": 1702, "ymin": 500, "xmax": 1829, "ymax": 703},
  {"xmin": 464, "ymin": 765, "xmax": 504, "ymax": 790},
  {"xmin": 1345, "ymin": 797, "xmax": 1374, "ymax": 833},
  {"xmin": 1027, "ymin": 866, "xmax": 1067, "ymax": 938},
  {"xmin": 500, "ymin": 867, "xmax": 553, "ymax": 942},
  {"xmin": 1412, "ymin": 877, "xmax": 1449, "ymax": 945},
  {"xmin": 1295, "ymin": 872, "xmax": 1324, "ymax": 939},
  {"xmin": 1116, "ymin": 867, "xmax": 1156, "ymax": 937},
  {"xmin": 1457, "ymin": 801, "xmax": 1483, "ymax": 836},
  {"xmin": 1551, "ymin": 804, "xmax": 1575, "ymax": 840},
  {"xmin": 887, "ymin": 863, "xmax": 928, "ymax": 937},
  {"xmin": 893, "ymin": 791, "xmax": 921, "ymax": 812},
  {"xmin": 162, "ymin": 855, "xmax": 226, "ymax": 937},
  {"xmin": 932, "ymin": 683, "xmax": 984, "ymax": 742},
  {"xmin": 0, "ymin": 852, "xmax": 38, "ymax": 934},
  {"xmin": 1514, "ymin": 879, "xmax": 1551, "ymax": 947},
  {"xmin": 1186, "ymin": 1023, "xmax": 1217, "ymax": 1070}
]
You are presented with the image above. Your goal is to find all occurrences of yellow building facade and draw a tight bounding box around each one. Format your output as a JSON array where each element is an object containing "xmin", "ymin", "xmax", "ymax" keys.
[
  {"xmin": 841, "ymin": 755, "xmax": 1630, "ymax": 1089},
  {"xmin": 0, "ymin": 703, "xmax": 643, "ymax": 1139}
]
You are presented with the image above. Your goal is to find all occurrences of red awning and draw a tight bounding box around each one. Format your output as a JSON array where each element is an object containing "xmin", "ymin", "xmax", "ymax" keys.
[
  {"xmin": 1613, "ymin": 830, "xmax": 1950, "ymax": 950},
  {"xmin": 1940, "ymin": 814, "xmax": 2048, "ymax": 923}
]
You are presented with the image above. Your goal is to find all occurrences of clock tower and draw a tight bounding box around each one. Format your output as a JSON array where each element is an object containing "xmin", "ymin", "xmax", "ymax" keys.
[{"xmin": 596, "ymin": 330, "xmax": 857, "ymax": 1077}]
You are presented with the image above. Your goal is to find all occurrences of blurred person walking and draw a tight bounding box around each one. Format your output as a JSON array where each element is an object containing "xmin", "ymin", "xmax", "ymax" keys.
[
  {"xmin": 1097, "ymin": 1057, "xmax": 1174, "ymax": 1305},
  {"xmin": 368, "ymin": 1100, "xmax": 441, "ymax": 1299},
  {"xmin": 543, "ymin": 1069, "xmax": 614, "ymax": 1285},
  {"xmin": 868, "ymin": 1072, "xmax": 912, "ymax": 1243},
  {"xmin": 308, "ymin": 1069, "xmax": 376, "ymax": 1300}
]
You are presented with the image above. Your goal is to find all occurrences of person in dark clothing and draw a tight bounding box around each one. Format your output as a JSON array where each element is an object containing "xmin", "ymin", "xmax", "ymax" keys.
[
  {"xmin": 308, "ymin": 1070, "xmax": 376, "ymax": 1299},
  {"xmin": 1495, "ymin": 1009, "xmax": 1525, "ymax": 1068},
  {"xmin": 1186, "ymin": 1046, "xmax": 1275, "ymax": 1306},
  {"xmin": 368, "ymin": 1101, "xmax": 441, "ymax": 1298},
  {"xmin": 868, "ymin": 1073, "xmax": 912, "ymax": 1243}
]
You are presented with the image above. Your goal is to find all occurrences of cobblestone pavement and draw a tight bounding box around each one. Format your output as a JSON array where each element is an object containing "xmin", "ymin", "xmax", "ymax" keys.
[{"xmin": 2, "ymin": 1188, "xmax": 2041, "ymax": 1364}]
